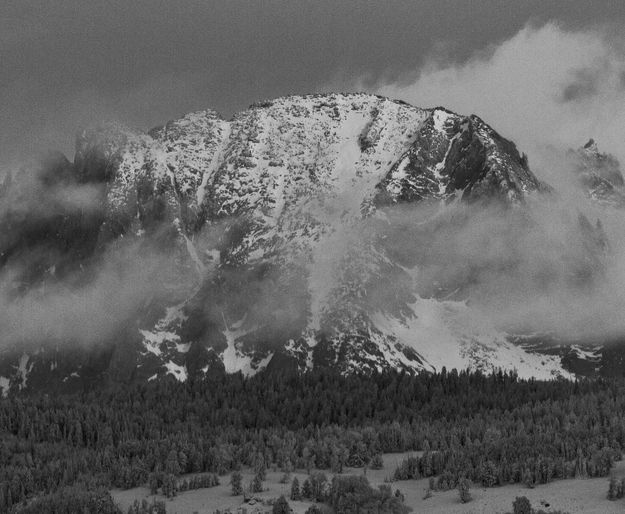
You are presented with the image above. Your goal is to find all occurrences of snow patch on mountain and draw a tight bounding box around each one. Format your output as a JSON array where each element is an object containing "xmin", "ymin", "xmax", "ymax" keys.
[
  {"xmin": 164, "ymin": 360, "xmax": 187, "ymax": 382},
  {"xmin": 0, "ymin": 376, "xmax": 9, "ymax": 397},
  {"xmin": 371, "ymin": 298, "xmax": 569, "ymax": 379}
]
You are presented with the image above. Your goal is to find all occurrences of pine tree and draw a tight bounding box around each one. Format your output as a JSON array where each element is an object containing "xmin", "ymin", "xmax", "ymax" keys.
[
  {"xmin": 231, "ymin": 471, "xmax": 243, "ymax": 496},
  {"xmin": 290, "ymin": 476, "xmax": 301, "ymax": 501},
  {"xmin": 370, "ymin": 453, "xmax": 383, "ymax": 470},
  {"xmin": 272, "ymin": 495, "xmax": 291, "ymax": 514},
  {"xmin": 522, "ymin": 469, "xmax": 535, "ymax": 489},
  {"xmin": 458, "ymin": 478, "xmax": 472, "ymax": 503},
  {"xmin": 330, "ymin": 452, "xmax": 342, "ymax": 474},
  {"xmin": 251, "ymin": 472, "xmax": 263, "ymax": 493},
  {"xmin": 301, "ymin": 478, "xmax": 312, "ymax": 499},
  {"xmin": 161, "ymin": 474, "xmax": 177, "ymax": 498},
  {"xmin": 512, "ymin": 496, "xmax": 532, "ymax": 514},
  {"xmin": 165, "ymin": 450, "xmax": 180, "ymax": 476},
  {"xmin": 148, "ymin": 473, "xmax": 159, "ymax": 495},
  {"xmin": 254, "ymin": 452, "xmax": 267, "ymax": 481},
  {"xmin": 608, "ymin": 476, "xmax": 622, "ymax": 500},
  {"xmin": 309, "ymin": 471, "xmax": 327, "ymax": 502}
]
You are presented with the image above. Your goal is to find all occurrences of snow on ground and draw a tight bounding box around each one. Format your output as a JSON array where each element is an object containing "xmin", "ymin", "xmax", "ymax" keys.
[
  {"xmin": 432, "ymin": 109, "xmax": 454, "ymax": 132},
  {"xmin": 138, "ymin": 303, "xmax": 189, "ymax": 361},
  {"xmin": 15, "ymin": 353, "xmax": 34, "ymax": 389},
  {"xmin": 0, "ymin": 376, "xmax": 9, "ymax": 397},
  {"xmin": 386, "ymin": 154, "xmax": 411, "ymax": 196},
  {"xmin": 154, "ymin": 304, "xmax": 188, "ymax": 330},
  {"xmin": 570, "ymin": 344, "xmax": 602, "ymax": 361},
  {"xmin": 62, "ymin": 371, "xmax": 80, "ymax": 383},
  {"xmin": 139, "ymin": 330, "xmax": 181, "ymax": 357},
  {"xmin": 183, "ymin": 234, "xmax": 206, "ymax": 276},
  {"xmin": 196, "ymin": 122, "xmax": 231, "ymax": 207},
  {"xmin": 220, "ymin": 315, "xmax": 250, "ymax": 374},
  {"xmin": 220, "ymin": 313, "xmax": 270, "ymax": 376},
  {"xmin": 164, "ymin": 361, "xmax": 187, "ymax": 382}
]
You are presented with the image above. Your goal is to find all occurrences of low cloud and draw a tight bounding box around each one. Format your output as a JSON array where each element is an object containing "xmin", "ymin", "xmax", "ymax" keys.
[
  {"xmin": 353, "ymin": 23, "xmax": 625, "ymax": 341},
  {"xmin": 5, "ymin": 22, "xmax": 625, "ymax": 354},
  {"xmin": 0, "ymin": 240, "xmax": 182, "ymax": 348},
  {"xmin": 372, "ymin": 23, "xmax": 625, "ymax": 177},
  {"xmin": 378, "ymin": 199, "xmax": 618, "ymax": 340}
]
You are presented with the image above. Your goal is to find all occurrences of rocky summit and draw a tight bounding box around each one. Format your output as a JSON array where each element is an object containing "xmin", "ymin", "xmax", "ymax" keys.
[{"xmin": 0, "ymin": 93, "xmax": 616, "ymax": 393}]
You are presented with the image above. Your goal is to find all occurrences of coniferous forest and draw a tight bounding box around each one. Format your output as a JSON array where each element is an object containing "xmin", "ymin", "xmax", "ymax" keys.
[{"xmin": 2, "ymin": 369, "xmax": 625, "ymax": 512}]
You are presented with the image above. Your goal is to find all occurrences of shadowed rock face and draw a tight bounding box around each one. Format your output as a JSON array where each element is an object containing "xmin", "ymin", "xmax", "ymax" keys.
[
  {"xmin": 375, "ymin": 109, "xmax": 543, "ymax": 206},
  {"xmin": 0, "ymin": 93, "xmax": 611, "ymax": 393}
]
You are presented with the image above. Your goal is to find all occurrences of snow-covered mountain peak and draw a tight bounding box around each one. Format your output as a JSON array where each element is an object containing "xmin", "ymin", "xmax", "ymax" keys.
[{"xmin": 0, "ymin": 93, "xmax": 595, "ymax": 394}]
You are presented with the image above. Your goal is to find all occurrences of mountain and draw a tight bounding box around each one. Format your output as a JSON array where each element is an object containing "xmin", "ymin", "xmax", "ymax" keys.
[{"xmin": 0, "ymin": 93, "xmax": 614, "ymax": 393}]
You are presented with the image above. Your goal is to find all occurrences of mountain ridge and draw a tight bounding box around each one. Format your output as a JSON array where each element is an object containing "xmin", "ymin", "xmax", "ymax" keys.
[{"xmin": 0, "ymin": 93, "xmax": 615, "ymax": 393}]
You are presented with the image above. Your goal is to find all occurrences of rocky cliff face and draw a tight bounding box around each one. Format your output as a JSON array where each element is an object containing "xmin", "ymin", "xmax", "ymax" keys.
[{"xmin": 0, "ymin": 93, "xmax": 613, "ymax": 393}]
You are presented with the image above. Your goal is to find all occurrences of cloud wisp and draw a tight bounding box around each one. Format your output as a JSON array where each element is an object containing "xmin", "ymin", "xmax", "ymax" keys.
[{"xmin": 373, "ymin": 23, "xmax": 625, "ymax": 180}]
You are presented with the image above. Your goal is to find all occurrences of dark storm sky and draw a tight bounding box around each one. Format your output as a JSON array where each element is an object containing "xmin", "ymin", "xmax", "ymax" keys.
[{"xmin": 2, "ymin": 0, "xmax": 625, "ymax": 163}]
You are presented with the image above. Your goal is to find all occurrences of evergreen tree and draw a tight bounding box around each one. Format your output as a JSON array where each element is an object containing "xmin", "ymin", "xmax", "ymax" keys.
[
  {"xmin": 330, "ymin": 452, "xmax": 343, "ymax": 474},
  {"xmin": 512, "ymin": 496, "xmax": 532, "ymax": 514},
  {"xmin": 148, "ymin": 473, "xmax": 159, "ymax": 495},
  {"xmin": 254, "ymin": 452, "xmax": 267, "ymax": 481},
  {"xmin": 309, "ymin": 471, "xmax": 328, "ymax": 502},
  {"xmin": 251, "ymin": 472, "xmax": 264, "ymax": 493},
  {"xmin": 370, "ymin": 453, "xmax": 383, "ymax": 470},
  {"xmin": 231, "ymin": 471, "xmax": 243, "ymax": 496},
  {"xmin": 272, "ymin": 495, "xmax": 291, "ymax": 514},
  {"xmin": 522, "ymin": 469, "xmax": 535, "ymax": 489},
  {"xmin": 290, "ymin": 476, "xmax": 301, "ymax": 501},
  {"xmin": 161, "ymin": 474, "xmax": 177, "ymax": 498},
  {"xmin": 301, "ymin": 478, "xmax": 312, "ymax": 499},
  {"xmin": 458, "ymin": 478, "xmax": 472, "ymax": 503},
  {"xmin": 608, "ymin": 476, "xmax": 622, "ymax": 500}
]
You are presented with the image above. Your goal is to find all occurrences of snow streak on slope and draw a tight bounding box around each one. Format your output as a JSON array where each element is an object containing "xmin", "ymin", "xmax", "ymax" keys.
[{"xmin": 220, "ymin": 313, "xmax": 267, "ymax": 376}]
